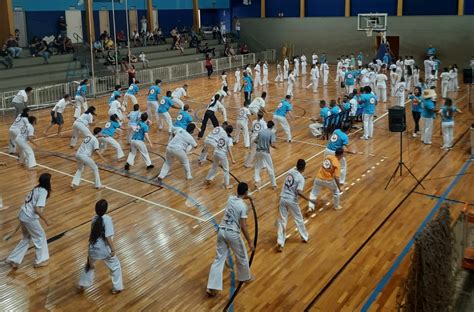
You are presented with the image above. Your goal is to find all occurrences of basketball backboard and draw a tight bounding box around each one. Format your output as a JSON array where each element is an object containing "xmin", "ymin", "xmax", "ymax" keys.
[{"xmin": 357, "ymin": 13, "xmax": 387, "ymax": 32}]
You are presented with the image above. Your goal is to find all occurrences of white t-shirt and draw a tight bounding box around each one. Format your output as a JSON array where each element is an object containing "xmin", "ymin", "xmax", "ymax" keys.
[
  {"xmin": 440, "ymin": 72, "xmax": 450, "ymax": 83},
  {"xmin": 19, "ymin": 187, "xmax": 48, "ymax": 222},
  {"xmin": 288, "ymin": 73, "xmax": 296, "ymax": 85},
  {"xmin": 108, "ymin": 100, "xmax": 123, "ymax": 116},
  {"xmin": 17, "ymin": 123, "xmax": 34, "ymax": 142},
  {"xmin": 263, "ymin": 63, "xmax": 268, "ymax": 73},
  {"xmin": 280, "ymin": 169, "xmax": 305, "ymax": 202},
  {"xmin": 77, "ymin": 135, "xmax": 99, "ymax": 157},
  {"xmin": 312, "ymin": 54, "xmax": 318, "ymax": 64},
  {"xmin": 251, "ymin": 119, "xmax": 267, "ymax": 139},
  {"xmin": 207, "ymin": 126, "xmax": 226, "ymax": 143},
  {"xmin": 219, "ymin": 195, "xmax": 248, "ymax": 232},
  {"xmin": 311, "ymin": 67, "xmax": 320, "ymax": 80},
  {"xmin": 248, "ymin": 97, "xmax": 265, "ymax": 114},
  {"xmin": 321, "ymin": 63, "xmax": 329, "ymax": 72},
  {"xmin": 10, "ymin": 115, "xmax": 28, "ymax": 131},
  {"xmin": 77, "ymin": 113, "xmax": 94, "ymax": 126},
  {"xmin": 284, "ymin": 59, "xmax": 289, "ymax": 68},
  {"xmin": 375, "ymin": 74, "xmax": 388, "ymax": 88},
  {"xmin": 172, "ymin": 87, "xmax": 187, "ymax": 99},
  {"xmin": 89, "ymin": 214, "xmax": 114, "ymax": 257},
  {"xmin": 235, "ymin": 70, "xmax": 241, "ymax": 81},
  {"xmin": 255, "ymin": 64, "xmax": 261, "ymax": 75},
  {"xmin": 53, "ymin": 98, "xmax": 70, "ymax": 114},
  {"xmin": 237, "ymin": 106, "xmax": 251, "ymax": 122},
  {"xmin": 214, "ymin": 131, "xmax": 233, "ymax": 157},
  {"xmin": 13, "ymin": 90, "xmax": 28, "ymax": 104},
  {"xmin": 206, "ymin": 99, "xmax": 227, "ymax": 121},
  {"xmin": 221, "ymin": 75, "xmax": 228, "ymax": 87},
  {"xmin": 169, "ymin": 128, "xmax": 197, "ymax": 152},
  {"xmin": 395, "ymin": 81, "xmax": 406, "ymax": 97}
]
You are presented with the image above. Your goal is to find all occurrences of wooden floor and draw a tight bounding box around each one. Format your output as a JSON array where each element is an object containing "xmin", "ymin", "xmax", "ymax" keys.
[{"xmin": 0, "ymin": 68, "xmax": 473, "ymax": 311}]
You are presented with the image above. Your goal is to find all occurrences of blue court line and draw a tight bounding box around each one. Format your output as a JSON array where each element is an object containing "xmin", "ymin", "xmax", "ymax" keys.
[
  {"xmin": 413, "ymin": 191, "xmax": 473, "ymax": 206},
  {"xmin": 361, "ymin": 157, "xmax": 473, "ymax": 311}
]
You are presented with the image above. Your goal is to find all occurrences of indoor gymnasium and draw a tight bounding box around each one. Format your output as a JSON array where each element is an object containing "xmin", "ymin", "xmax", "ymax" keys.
[{"xmin": 1, "ymin": 0, "xmax": 474, "ymax": 311}]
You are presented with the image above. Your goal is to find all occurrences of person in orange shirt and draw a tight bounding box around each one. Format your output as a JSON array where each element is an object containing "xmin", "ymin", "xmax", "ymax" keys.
[{"xmin": 308, "ymin": 148, "xmax": 344, "ymax": 212}]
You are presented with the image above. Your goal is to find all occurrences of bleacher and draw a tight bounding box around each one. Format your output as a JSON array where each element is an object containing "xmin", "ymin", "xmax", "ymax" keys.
[{"xmin": 0, "ymin": 37, "xmax": 237, "ymax": 92}]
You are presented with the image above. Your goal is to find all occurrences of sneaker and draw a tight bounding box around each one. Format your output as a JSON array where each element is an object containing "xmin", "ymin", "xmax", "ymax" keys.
[
  {"xmin": 34, "ymin": 261, "xmax": 49, "ymax": 268},
  {"xmin": 146, "ymin": 165, "xmax": 155, "ymax": 170},
  {"xmin": 124, "ymin": 163, "xmax": 130, "ymax": 171},
  {"xmin": 277, "ymin": 244, "xmax": 284, "ymax": 252},
  {"xmin": 6, "ymin": 260, "xmax": 19, "ymax": 269},
  {"xmin": 242, "ymin": 275, "xmax": 255, "ymax": 284},
  {"xmin": 111, "ymin": 288, "xmax": 122, "ymax": 295},
  {"xmin": 206, "ymin": 288, "xmax": 218, "ymax": 297},
  {"xmin": 334, "ymin": 206, "xmax": 343, "ymax": 211},
  {"xmin": 360, "ymin": 136, "xmax": 368, "ymax": 140},
  {"xmin": 412, "ymin": 133, "xmax": 417, "ymax": 138}
]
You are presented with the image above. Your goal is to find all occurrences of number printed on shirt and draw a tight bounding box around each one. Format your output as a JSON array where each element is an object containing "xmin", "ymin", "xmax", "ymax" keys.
[{"xmin": 84, "ymin": 136, "xmax": 92, "ymax": 144}]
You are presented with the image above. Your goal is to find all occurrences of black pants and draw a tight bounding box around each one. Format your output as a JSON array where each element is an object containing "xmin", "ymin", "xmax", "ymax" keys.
[
  {"xmin": 198, "ymin": 110, "xmax": 219, "ymax": 138},
  {"xmin": 206, "ymin": 65, "xmax": 213, "ymax": 78},
  {"xmin": 412, "ymin": 111, "xmax": 421, "ymax": 133},
  {"xmin": 244, "ymin": 91, "xmax": 251, "ymax": 104}
]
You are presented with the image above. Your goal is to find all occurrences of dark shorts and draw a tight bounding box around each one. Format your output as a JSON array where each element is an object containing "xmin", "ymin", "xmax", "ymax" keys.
[{"xmin": 51, "ymin": 111, "xmax": 64, "ymax": 125}]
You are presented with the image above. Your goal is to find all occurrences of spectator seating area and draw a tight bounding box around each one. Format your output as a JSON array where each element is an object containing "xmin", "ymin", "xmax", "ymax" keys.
[{"xmin": 0, "ymin": 37, "xmax": 238, "ymax": 92}]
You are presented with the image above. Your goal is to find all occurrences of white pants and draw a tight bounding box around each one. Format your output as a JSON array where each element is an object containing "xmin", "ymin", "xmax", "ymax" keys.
[
  {"xmin": 376, "ymin": 86, "xmax": 387, "ymax": 103},
  {"xmin": 74, "ymin": 96, "xmax": 87, "ymax": 119},
  {"xmin": 286, "ymin": 84, "xmax": 293, "ymax": 97},
  {"xmin": 206, "ymin": 153, "xmax": 230, "ymax": 186},
  {"xmin": 345, "ymin": 84, "xmax": 355, "ymax": 95},
  {"xmin": 70, "ymin": 121, "xmax": 92, "ymax": 147},
  {"xmin": 323, "ymin": 71, "xmax": 329, "ymax": 85},
  {"xmin": 308, "ymin": 178, "xmax": 341, "ymax": 210},
  {"xmin": 273, "ymin": 115, "xmax": 292, "ymax": 141},
  {"xmin": 263, "ymin": 73, "xmax": 269, "ymax": 85},
  {"xmin": 172, "ymin": 98, "xmax": 184, "ymax": 110},
  {"xmin": 244, "ymin": 136, "xmax": 258, "ymax": 167},
  {"xmin": 79, "ymin": 255, "xmax": 123, "ymax": 291},
  {"xmin": 147, "ymin": 101, "xmax": 160, "ymax": 125},
  {"xmin": 233, "ymin": 81, "xmax": 241, "ymax": 92},
  {"xmin": 126, "ymin": 125, "xmax": 136, "ymax": 143},
  {"xmin": 7, "ymin": 219, "xmax": 49, "ymax": 265},
  {"xmin": 325, "ymin": 148, "xmax": 347, "ymax": 184},
  {"xmin": 254, "ymin": 151, "xmax": 276, "ymax": 186},
  {"xmin": 8, "ymin": 128, "xmax": 20, "ymax": 153},
  {"xmin": 277, "ymin": 197, "xmax": 309, "ymax": 247},
  {"xmin": 199, "ymin": 139, "xmax": 217, "ymax": 163},
  {"xmin": 15, "ymin": 139, "xmax": 36, "ymax": 168},
  {"xmin": 362, "ymin": 114, "xmax": 374, "ymax": 139},
  {"xmin": 441, "ymin": 81, "xmax": 449, "ymax": 98},
  {"xmin": 158, "ymin": 111, "xmax": 173, "ymax": 133},
  {"xmin": 127, "ymin": 140, "xmax": 152, "ymax": 166},
  {"xmin": 309, "ymin": 123, "xmax": 324, "ymax": 137},
  {"xmin": 159, "ymin": 147, "xmax": 192, "ymax": 179},
  {"xmin": 307, "ymin": 78, "xmax": 319, "ymax": 92},
  {"xmin": 99, "ymin": 136, "xmax": 125, "ymax": 159},
  {"xmin": 301, "ymin": 64, "xmax": 307, "ymax": 75},
  {"xmin": 420, "ymin": 117, "xmax": 434, "ymax": 144},
  {"xmin": 207, "ymin": 228, "xmax": 250, "ymax": 290},
  {"xmin": 254, "ymin": 74, "xmax": 261, "ymax": 88},
  {"xmin": 235, "ymin": 120, "xmax": 250, "ymax": 147},
  {"xmin": 395, "ymin": 96, "xmax": 405, "ymax": 107},
  {"xmin": 124, "ymin": 94, "xmax": 137, "ymax": 108},
  {"xmin": 441, "ymin": 121, "xmax": 454, "ymax": 148},
  {"xmin": 72, "ymin": 154, "xmax": 101, "ymax": 187},
  {"xmin": 283, "ymin": 67, "xmax": 288, "ymax": 80},
  {"xmin": 275, "ymin": 73, "xmax": 283, "ymax": 82}
]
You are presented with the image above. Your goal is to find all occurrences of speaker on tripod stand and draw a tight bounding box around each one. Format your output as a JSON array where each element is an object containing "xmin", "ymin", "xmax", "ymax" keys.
[{"xmin": 385, "ymin": 106, "xmax": 424, "ymax": 190}]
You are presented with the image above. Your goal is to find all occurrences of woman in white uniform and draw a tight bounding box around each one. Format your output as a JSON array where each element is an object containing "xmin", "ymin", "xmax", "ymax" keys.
[
  {"xmin": 234, "ymin": 102, "xmax": 251, "ymax": 148},
  {"xmin": 108, "ymin": 95, "xmax": 125, "ymax": 121},
  {"xmin": 15, "ymin": 115, "xmax": 38, "ymax": 170},
  {"xmin": 233, "ymin": 68, "xmax": 241, "ymax": 92},
  {"xmin": 206, "ymin": 125, "xmax": 236, "ymax": 189},
  {"xmin": 70, "ymin": 106, "xmax": 96, "ymax": 148},
  {"xmin": 8, "ymin": 108, "xmax": 29, "ymax": 154},
  {"xmin": 7, "ymin": 173, "xmax": 52, "ymax": 269},
  {"xmin": 78, "ymin": 199, "xmax": 123, "ymax": 294}
]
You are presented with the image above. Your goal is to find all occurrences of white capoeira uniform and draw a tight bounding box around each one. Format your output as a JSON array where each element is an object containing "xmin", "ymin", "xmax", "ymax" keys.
[
  {"xmin": 7, "ymin": 186, "xmax": 49, "ymax": 266},
  {"xmin": 233, "ymin": 70, "xmax": 241, "ymax": 92},
  {"xmin": 275, "ymin": 64, "xmax": 284, "ymax": 82},
  {"xmin": 15, "ymin": 121, "xmax": 36, "ymax": 169},
  {"xmin": 262, "ymin": 63, "xmax": 269, "ymax": 85},
  {"xmin": 8, "ymin": 114, "xmax": 28, "ymax": 154},
  {"xmin": 244, "ymin": 119, "xmax": 266, "ymax": 168},
  {"xmin": 375, "ymin": 73, "xmax": 388, "ymax": 103},
  {"xmin": 321, "ymin": 63, "xmax": 329, "ymax": 86},
  {"xmin": 335, "ymin": 61, "xmax": 343, "ymax": 82},
  {"xmin": 300, "ymin": 55, "xmax": 307, "ymax": 75},
  {"xmin": 248, "ymin": 97, "xmax": 266, "ymax": 115},
  {"xmin": 286, "ymin": 73, "xmax": 296, "ymax": 97},
  {"xmin": 283, "ymin": 58, "xmax": 289, "ymax": 80},
  {"xmin": 108, "ymin": 99, "xmax": 124, "ymax": 121},
  {"xmin": 72, "ymin": 135, "xmax": 102, "ymax": 188},
  {"xmin": 99, "ymin": 121, "xmax": 124, "ymax": 160},
  {"xmin": 312, "ymin": 54, "xmax": 318, "ymax": 66},
  {"xmin": 254, "ymin": 128, "xmax": 277, "ymax": 187},
  {"xmin": 70, "ymin": 112, "xmax": 94, "ymax": 147},
  {"xmin": 158, "ymin": 127, "xmax": 197, "ymax": 180},
  {"xmin": 440, "ymin": 72, "xmax": 450, "ymax": 98},
  {"xmin": 235, "ymin": 106, "xmax": 251, "ymax": 148},
  {"xmin": 207, "ymin": 195, "xmax": 251, "ymax": 291},
  {"xmin": 253, "ymin": 64, "xmax": 262, "ymax": 88},
  {"xmin": 79, "ymin": 214, "xmax": 123, "ymax": 292},
  {"xmin": 390, "ymin": 71, "xmax": 399, "ymax": 96},
  {"xmin": 306, "ymin": 66, "xmax": 320, "ymax": 92},
  {"xmin": 171, "ymin": 87, "xmax": 187, "ymax": 109},
  {"xmin": 394, "ymin": 81, "xmax": 407, "ymax": 107},
  {"xmin": 293, "ymin": 58, "xmax": 300, "ymax": 77},
  {"xmin": 277, "ymin": 169, "xmax": 309, "ymax": 247},
  {"xmin": 206, "ymin": 131, "xmax": 233, "ymax": 186},
  {"xmin": 199, "ymin": 126, "xmax": 226, "ymax": 163}
]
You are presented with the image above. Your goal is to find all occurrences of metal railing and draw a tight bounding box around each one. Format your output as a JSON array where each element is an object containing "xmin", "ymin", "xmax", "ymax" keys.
[{"xmin": 0, "ymin": 50, "xmax": 276, "ymax": 115}]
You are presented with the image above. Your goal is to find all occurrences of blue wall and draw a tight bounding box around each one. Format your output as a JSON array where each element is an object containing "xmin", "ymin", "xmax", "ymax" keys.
[
  {"xmin": 465, "ymin": 0, "xmax": 474, "ymax": 14},
  {"xmin": 306, "ymin": 0, "xmax": 345, "ymax": 16},
  {"xmin": 231, "ymin": 0, "xmax": 261, "ymax": 18},
  {"xmin": 403, "ymin": 0, "xmax": 458, "ymax": 15},
  {"xmin": 157, "ymin": 10, "xmax": 194, "ymax": 33},
  {"xmin": 200, "ymin": 9, "xmax": 231, "ymax": 29},
  {"xmin": 351, "ymin": 0, "xmax": 397, "ymax": 16},
  {"xmin": 266, "ymin": 0, "xmax": 300, "ymax": 17}
]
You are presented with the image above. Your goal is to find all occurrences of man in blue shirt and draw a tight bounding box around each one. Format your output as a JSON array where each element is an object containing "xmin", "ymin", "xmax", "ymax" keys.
[
  {"xmin": 359, "ymin": 86, "xmax": 377, "ymax": 140},
  {"xmin": 173, "ymin": 104, "xmax": 193, "ymax": 130},
  {"xmin": 243, "ymin": 72, "xmax": 253, "ymax": 104},
  {"xmin": 124, "ymin": 112, "xmax": 154, "ymax": 171},
  {"xmin": 124, "ymin": 80, "xmax": 140, "ymax": 109},
  {"xmin": 147, "ymin": 79, "xmax": 161, "ymax": 126},
  {"xmin": 420, "ymin": 89, "xmax": 437, "ymax": 145},
  {"xmin": 109, "ymin": 85, "xmax": 121, "ymax": 106},
  {"xmin": 158, "ymin": 90, "xmax": 180, "ymax": 135},
  {"xmin": 325, "ymin": 123, "xmax": 355, "ymax": 184},
  {"xmin": 273, "ymin": 95, "xmax": 293, "ymax": 142}
]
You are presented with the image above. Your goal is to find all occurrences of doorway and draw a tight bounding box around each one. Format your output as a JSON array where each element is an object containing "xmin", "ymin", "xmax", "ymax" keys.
[
  {"xmin": 13, "ymin": 10, "xmax": 27, "ymax": 47},
  {"xmin": 128, "ymin": 9, "xmax": 138, "ymax": 34},
  {"xmin": 377, "ymin": 35, "xmax": 400, "ymax": 60},
  {"xmin": 66, "ymin": 10, "xmax": 84, "ymax": 43},
  {"xmin": 99, "ymin": 10, "xmax": 110, "ymax": 34}
]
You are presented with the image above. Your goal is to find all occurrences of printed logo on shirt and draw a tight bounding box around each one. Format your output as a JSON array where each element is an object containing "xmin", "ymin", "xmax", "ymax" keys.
[
  {"xmin": 149, "ymin": 89, "xmax": 155, "ymax": 94},
  {"xmin": 217, "ymin": 138, "xmax": 226, "ymax": 148},
  {"xmin": 176, "ymin": 114, "xmax": 183, "ymax": 121},
  {"xmin": 322, "ymin": 159, "xmax": 333, "ymax": 170},
  {"xmin": 253, "ymin": 123, "xmax": 261, "ymax": 131},
  {"xmin": 14, "ymin": 116, "xmax": 22, "ymax": 123},
  {"xmin": 84, "ymin": 136, "xmax": 92, "ymax": 144},
  {"xmin": 20, "ymin": 126, "xmax": 27, "ymax": 135},
  {"xmin": 104, "ymin": 122, "xmax": 111, "ymax": 129},
  {"xmin": 160, "ymin": 99, "xmax": 166, "ymax": 105},
  {"xmin": 134, "ymin": 125, "xmax": 141, "ymax": 132},
  {"xmin": 369, "ymin": 98, "xmax": 376, "ymax": 104},
  {"xmin": 212, "ymin": 127, "xmax": 220, "ymax": 134},
  {"xmin": 128, "ymin": 86, "xmax": 134, "ymax": 90},
  {"xmin": 330, "ymin": 134, "xmax": 339, "ymax": 142},
  {"xmin": 347, "ymin": 74, "xmax": 353, "ymax": 79},
  {"xmin": 285, "ymin": 174, "xmax": 295, "ymax": 189}
]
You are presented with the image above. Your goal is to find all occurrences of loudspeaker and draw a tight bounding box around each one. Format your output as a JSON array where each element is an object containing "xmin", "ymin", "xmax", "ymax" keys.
[
  {"xmin": 463, "ymin": 68, "xmax": 473, "ymax": 84},
  {"xmin": 388, "ymin": 106, "xmax": 406, "ymax": 132}
]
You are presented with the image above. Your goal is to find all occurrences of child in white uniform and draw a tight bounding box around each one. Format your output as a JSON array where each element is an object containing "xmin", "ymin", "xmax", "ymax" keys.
[
  {"xmin": 306, "ymin": 63, "xmax": 320, "ymax": 92},
  {"xmin": 171, "ymin": 84, "xmax": 188, "ymax": 109},
  {"xmin": 275, "ymin": 62, "xmax": 284, "ymax": 83},
  {"xmin": 253, "ymin": 62, "xmax": 262, "ymax": 88},
  {"xmin": 70, "ymin": 106, "xmax": 96, "ymax": 147},
  {"xmin": 262, "ymin": 61, "xmax": 269, "ymax": 85},
  {"xmin": 8, "ymin": 108, "xmax": 29, "ymax": 154},
  {"xmin": 300, "ymin": 54, "xmax": 307, "ymax": 75},
  {"xmin": 283, "ymin": 57, "xmax": 289, "ymax": 80},
  {"xmin": 233, "ymin": 68, "xmax": 241, "ymax": 92},
  {"xmin": 375, "ymin": 72, "xmax": 388, "ymax": 103},
  {"xmin": 394, "ymin": 78, "xmax": 407, "ymax": 107},
  {"xmin": 286, "ymin": 71, "xmax": 296, "ymax": 97},
  {"xmin": 206, "ymin": 125, "xmax": 235, "ymax": 189},
  {"xmin": 15, "ymin": 116, "xmax": 38, "ymax": 169},
  {"xmin": 321, "ymin": 62, "xmax": 329, "ymax": 86},
  {"xmin": 235, "ymin": 102, "xmax": 251, "ymax": 147}
]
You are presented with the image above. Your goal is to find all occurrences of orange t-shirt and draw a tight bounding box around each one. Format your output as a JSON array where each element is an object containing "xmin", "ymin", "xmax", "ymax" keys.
[{"xmin": 316, "ymin": 155, "xmax": 341, "ymax": 181}]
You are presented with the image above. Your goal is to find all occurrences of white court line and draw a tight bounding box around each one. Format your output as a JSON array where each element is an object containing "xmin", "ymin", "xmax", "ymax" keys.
[
  {"xmin": 205, "ymin": 111, "xmax": 390, "ymax": 222},
  {"xmin": 0, "ymin": 151, "xmax": 206, "ymax": 222}
]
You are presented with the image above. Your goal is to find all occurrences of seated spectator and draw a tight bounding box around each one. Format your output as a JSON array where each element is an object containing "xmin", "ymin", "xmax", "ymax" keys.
[
  {"xmin": 5, "ymin": 34, "xmax": 22, "ymax": 58},
  {"xmin": 64, "ymin": 37, "xmax": 75, "ymax": 53},
  {"xmin": 36, "ymin": 40, "xmax": 51, "ymax": 64},
  {"xmin": 212, "ymin": 25, "xmax": 220, "ymax": 40},
  {"xmin": 100, "ymin": 30, "xmax": 108, "ymax": 43},
  {"xmin": 189, "ymin": 30, "xmax": 201, "ymax": 48},
  {"xmin": 105, "ymin": 50, "xmax": 118, "ymax": 66},
  {"xmin": 104, "ymin": 36, "xmax": 114, "ymax": 50},
  {"xmin": 0, "ymin": 44, "xmax": 13, "ymax": 69},
  {"xmin": 53, "ymin": 35, "xmax": 66, "ymax": 54},
  {"xmin": 180, "ymin": 26, "xmax": 189, "ymax": 42},
  {"xmin": 170, "ymin": 27, "xmax": 179, "ymax": 49},
  {"xmin": 240, "ymin": 43, "xmax": 249, "ymax": 55},
  {"xmin": 116, "ymin": 31, "xmax": 127, "ymax": 48},
  {"xmin": 132, "ymin": 29, "xmax": 141, "ymax": 47},
  {"xmin": 93, "ymin": 39, "xmax": 104, "ymax": 58},
  {"xmin": 153, "ymin": 28, "xmax": 166, "ymax": 45},
  {"xmin": 28, "ymin": 36, "xmax": 40, "ymax": 56},
  {"xmin": 224, "ymin": 43, "xmax": 235, "ymax": 57},
  {"xmin": 198, "ymin": 42, "xmax": 215, "ymax": 57}
]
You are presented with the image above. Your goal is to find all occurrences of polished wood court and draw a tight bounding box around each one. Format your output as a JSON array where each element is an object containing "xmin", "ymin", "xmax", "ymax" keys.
[{"xmin": 0, "ymin": 68, "xmax": 473, "ymax": 311}]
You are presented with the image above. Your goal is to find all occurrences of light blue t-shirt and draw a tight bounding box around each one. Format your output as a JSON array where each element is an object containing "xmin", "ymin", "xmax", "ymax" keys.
[
  {"xmin": 76, "ymin": 85, "xmax": 87, "ymax": 97},
  {"xmin": 440, "ymin": 105, "xmax": 456, "ymax": 122},
  {"xmin": 128, "ymin": 111, "xmax": 141, "ymax": 127},
  {"xmin": 344, "ymin": 71, "xmax": 356, "ymax": 86},
  {"xmin": 131, "ymin": 121, "xmax": 149, "ymax": 141},
  {"xmin": 409, "ymin": 95, "xmax": 422, "ymax": 113},
  {"xmin": 359, "ymin": 93, "xmax": 377, "ymax": 115},
  {"xmin": 327, "ymin": 129, "xmax": 349, "ymax": 151},
  {"xmin": 174, "ymin": 110, "xmax": 193, "ymax": 129},
  {"xmin": 101, "ymin": 120, "xmax": 121, "ymax": 137},
  {"xmin": 243, "ymin": 76, "xmax": 252, "ymax": 92},
  {"xmin": 320, "ymin": 107, "xmax": 331, "ymax": 121},
  {"xmin": 158, "ymin": 96, "xmax": 173, "ymax": 113},
  {"xmin": 357, "ymin": 53, "xmax": 363, "ymax": 62},
  {"xmin": 343, "ymin": 101, "xmax": 351, "ymax": 111},
  {"xmin": 126, "ymin": 84, "xmax": 139, "ymax": 95},
  {"xmin": 147, "ymin": 85, "xmax": 161, "ymax": 102},
  {"xmin": 274, "ymin": 100, "xmax": 292, "ymax": 117},
  {"xmin": 109, "ymin": 90, "xmax": 121, "ymax": 105},
  {"xmin": 421, "ymin": 99, "xmax": 436, "ymax": 119},
  {"xmin": 330, "ymin": 106, "xmax": 341, "ymax": 115}
]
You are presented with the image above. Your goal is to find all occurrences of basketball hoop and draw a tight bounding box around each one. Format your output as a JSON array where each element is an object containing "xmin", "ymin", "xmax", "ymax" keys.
[{"xmin": 366, "ymin": 28, "xmax": 373, "ymax": 37}]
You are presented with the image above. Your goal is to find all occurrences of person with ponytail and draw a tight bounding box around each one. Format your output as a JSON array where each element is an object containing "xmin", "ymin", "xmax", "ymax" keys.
[
  {"xmin": 78, "ymin": 199, "xmax": 123, "ymax": 294},
  {"xmin": 74, "ymin": 79, "xmax": 89, "ymax": 119},
  {"xmin": 8, "ymin": 107, "xmax": 29, "ymax": 154},
  {"xmin": 7, "ymin": 173, "xmax": 52, "ymax": 269},
  {"xmin": 440, "ymin": 97, "xmax": 462, "ymax": 150},
  {"xmin": 15, "ymin": 115, "xmax": 38, "ymax": 170},
  {"xmin": 70, "ymin": 106, "xmax": 96, "ymax": 148},
  {"xmin": 99, "ymin": 114, "xmax": 125, "ymax": 160},
  {"xmin": 198, "ymin": 93, "xmax": 227, "ymax": 139}
]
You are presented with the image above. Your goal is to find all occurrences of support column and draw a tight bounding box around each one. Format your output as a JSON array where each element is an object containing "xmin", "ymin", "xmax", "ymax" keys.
[
  {"xmin": 345, "ymin": 0, "xmax": 350, "ymax": 17},
  {"xmin": 0, "ymin": 0, "xmax": 14, "ymax": 44},
  {"xmin": 84, "ymin": 0, "xmax": 95, "ymax": 42},
  {"xmin": 193, "ymin": 0, "xmax": 200, "ymax": 31},
  {"xmin": 458, "ymin": 0, "xmax": 464, "ymax": 15},
  {"xmin": 147, "ymin": 0, "xmax": 154, "ymax": 31},
  {"xmin": 300, "ymin": 0, "xmax": 305, "ymax": 17},
  {"xmin": 261, "ymin": 0, "xmax": 266, "ymax": 18},
  {"xmin": 397, "ymin": 0, "xmax": 403, "ymax": 16}
]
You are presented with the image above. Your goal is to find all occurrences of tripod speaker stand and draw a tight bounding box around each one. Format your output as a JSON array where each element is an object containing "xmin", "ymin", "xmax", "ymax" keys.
[{"xmin": 385, "ymin": 106, "xmax": 424, "ymax": 190}]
